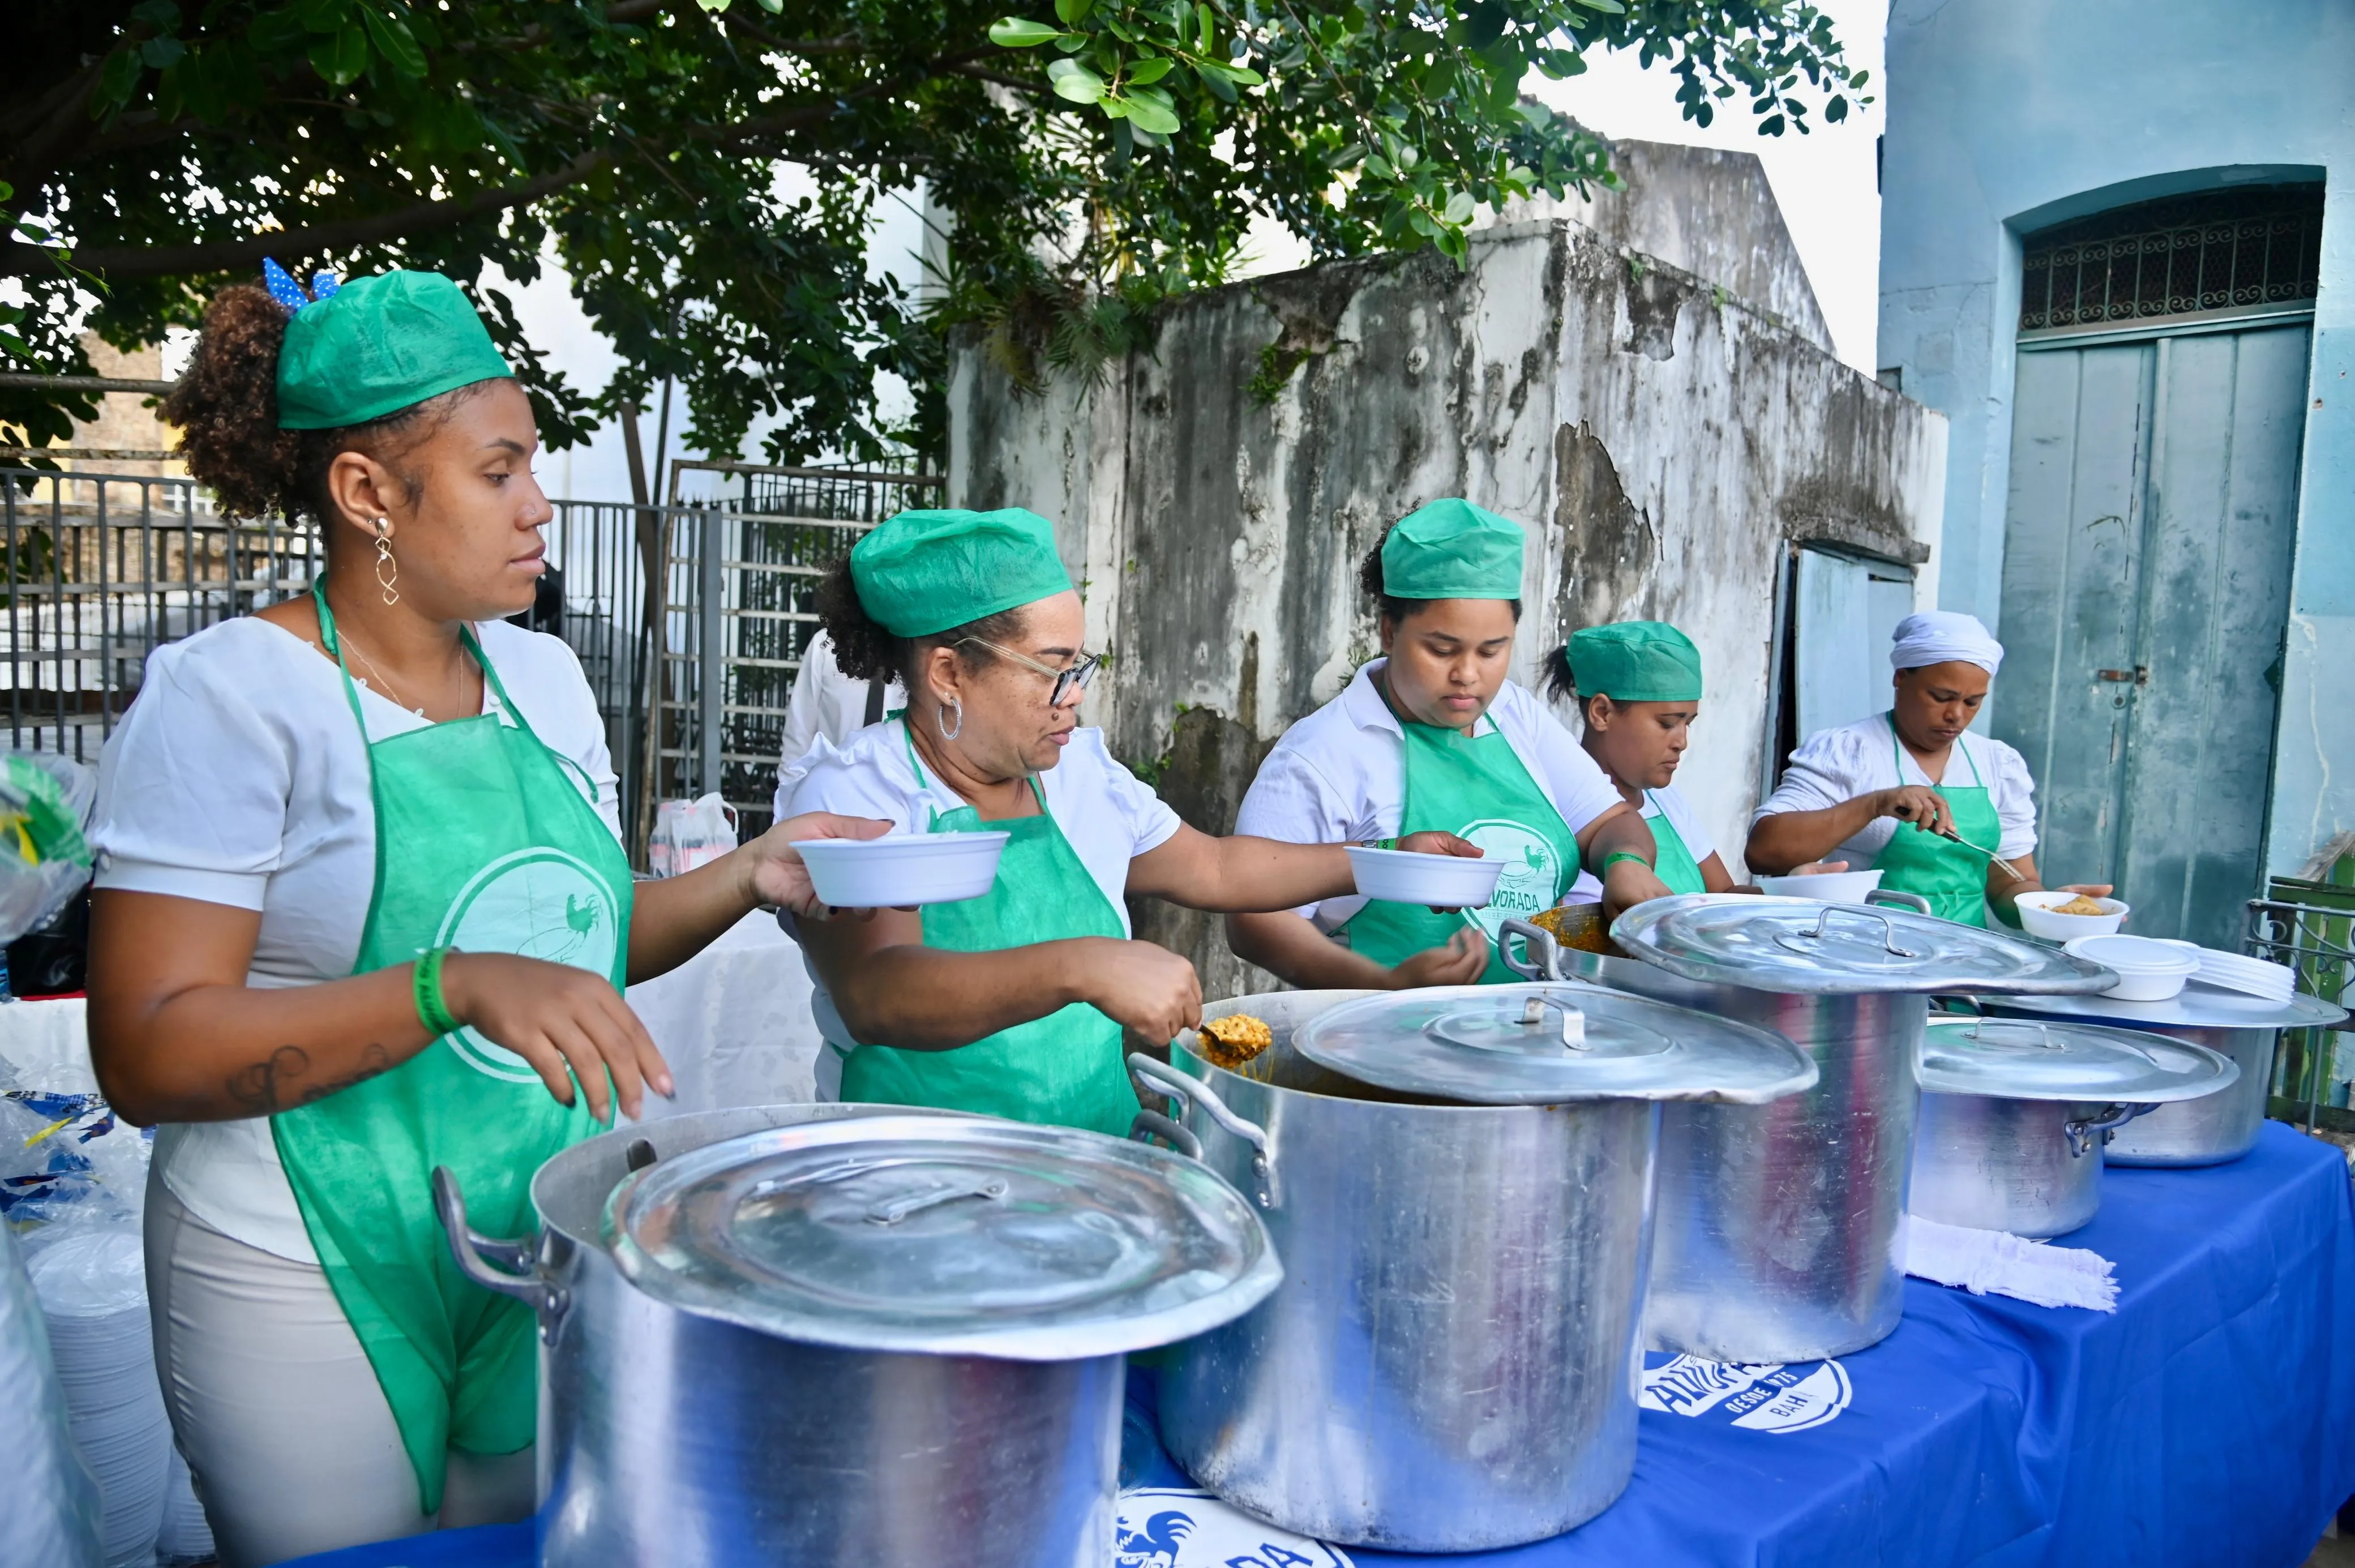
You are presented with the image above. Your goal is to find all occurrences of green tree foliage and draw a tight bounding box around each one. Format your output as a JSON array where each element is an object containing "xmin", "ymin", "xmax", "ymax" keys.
[{"xmin": 3, "ymin": 0, "xmax": 1865, "ymax": 468}]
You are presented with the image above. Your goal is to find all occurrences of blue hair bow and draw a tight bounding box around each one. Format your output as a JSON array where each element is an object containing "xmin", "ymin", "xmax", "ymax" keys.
[{"xmin": 262, "ymin": 257, "xmax": 342, "ymax": 314}]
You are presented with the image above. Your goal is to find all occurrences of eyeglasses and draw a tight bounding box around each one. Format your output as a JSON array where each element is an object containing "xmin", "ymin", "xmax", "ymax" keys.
[{"xmin": 957, "ymin": 637, "xmax": 1104, "ymax": 708}]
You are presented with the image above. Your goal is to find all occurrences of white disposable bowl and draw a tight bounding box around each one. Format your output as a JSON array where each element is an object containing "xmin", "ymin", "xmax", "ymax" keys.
[
  {"xmin": 791, "ymin": 831, "xmax": 1010, "ymax": 908},
  {"xmin": 2063, "ymin": 933, "xmax": 2200, "ymax": 1001},
  {"xmin": 1754, "ymin": 868, "xmax": 1885, "ymax": 903},
  {"xmin": 1346, "ymin": 845, "xmax": 1506, "ymax": 907},
  {"xmin": 2015, "ymin": 890, "xmax": 2129, "ymax": 940}
]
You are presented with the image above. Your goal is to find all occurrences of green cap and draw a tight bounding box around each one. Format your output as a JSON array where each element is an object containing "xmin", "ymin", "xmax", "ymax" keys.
[
  {"xmin": 1378, "ymin": 498, "xmax": 1526, "ymax": 599},
  {"xmin": 850, "ymin": 507, "xmax": 1073, "ymax": 639},
  {"xmin": 1566, "ymin": 621, "xmax": 1704, "ymax": 703},
  {"xmin": 276, "ymin": 271, "xmax": 514, "ymax": 430}
]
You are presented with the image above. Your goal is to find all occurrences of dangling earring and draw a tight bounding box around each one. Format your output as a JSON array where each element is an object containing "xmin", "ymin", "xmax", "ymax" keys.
[
  {"xmin": 372, "ymin": 518, "xmax": 400, "ymax": 606},
  {"xmin": 937, "ymin": 696, "xmax": 963, "ymax": 741}
]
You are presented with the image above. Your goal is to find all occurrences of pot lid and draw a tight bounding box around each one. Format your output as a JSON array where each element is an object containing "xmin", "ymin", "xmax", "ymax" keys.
[
  {"xmin": 1920, "ymin": 1016, "xmax": 2240, "ymax": 1103},
  {"xmin": 1975, "ymin": 982, "xmax": 2348, "ymax": 1031},
  {"xmin": 1290, "ymin": 982, "xmax": 1817, "ymax": 1106},
  {"xmin": 1612, "ymin": 894, "xmax": 2116, "ymax": 996},
  {"xmin": 605, "ymin": 1115, "xmax": 1280, "ymax": 1360}
]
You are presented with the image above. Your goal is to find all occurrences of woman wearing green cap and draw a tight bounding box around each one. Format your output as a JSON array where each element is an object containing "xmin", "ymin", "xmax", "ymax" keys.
[
  {"xmin": 1545, "ymin": 622, "xmax": 1744, "ymax": 896},
  {"xmin": 1229, "ymin": 500, "xmax": 1674, "ymax": 988},
  {"xmin": 783, "ymin": 506, "xmax": 1463, "ymax": 1134},
  {"xmin": 83, "ymin": 272, "xmax": 883, "ymax": 1565}
]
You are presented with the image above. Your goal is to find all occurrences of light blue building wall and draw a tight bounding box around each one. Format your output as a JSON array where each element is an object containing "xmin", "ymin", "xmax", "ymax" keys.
[{"xmin": 1878, "ymin": 0, "xmax": 2355, "ymax": 879}]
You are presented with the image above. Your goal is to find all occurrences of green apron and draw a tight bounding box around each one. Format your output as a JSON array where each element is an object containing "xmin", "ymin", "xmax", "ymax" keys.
[
  {"xmin": 1872, "ymin": 713, "xmax": 2000, "ymax": 927},
  {"xmin": 1344, "ymin": 681, "xmax": 1582, "ymax": 985},
  {"xmin": 271, "ymin": 582, "xmax": 631, "ymax": 1514},
  {"xmin": 838, "ymin": 723, "xmax": 1136, "ymax": 1136},
  {"xmin": 1643, "ymin": 789, "xmax": 1707, "ymax": 896}
]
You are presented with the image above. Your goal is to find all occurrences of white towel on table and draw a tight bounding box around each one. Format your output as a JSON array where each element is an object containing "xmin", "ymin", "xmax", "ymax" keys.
[{"xmin": 1902, "ymin": 1214, "xmax": 2120, "ymax": 1313}]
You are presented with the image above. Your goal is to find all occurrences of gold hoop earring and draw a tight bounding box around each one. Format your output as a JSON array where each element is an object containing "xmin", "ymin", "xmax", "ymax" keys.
[{"xmin": 372, "ymin": 518, "xmax": 399, "ymax": 606}]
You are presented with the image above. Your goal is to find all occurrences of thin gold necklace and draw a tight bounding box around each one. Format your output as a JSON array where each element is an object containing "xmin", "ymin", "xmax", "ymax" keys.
[{"xmin": 335, "ymin": 626, "xmax": 427, "ymax": 717}]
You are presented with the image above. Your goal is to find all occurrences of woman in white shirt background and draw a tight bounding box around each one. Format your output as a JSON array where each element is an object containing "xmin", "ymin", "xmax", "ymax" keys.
[
  {"xmin": 1746, "ymin": 610, "xmax": 2109, "ymax": 926},
  {"xmin": 1229, "ymin": 499, "xmax": 1672, "ymax": 989},
  {"xmin": 84, "ymin": 269, "xmax": 876, "ymax": 1567}
]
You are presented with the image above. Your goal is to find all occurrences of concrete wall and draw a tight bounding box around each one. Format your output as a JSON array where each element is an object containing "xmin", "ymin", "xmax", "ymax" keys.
[
  {"xmin": 1876, "ymin": 0, "xmax": 2355, "ymax": 875},
  {"xmin": 953, "ymin": 215, "xmax": 1946, "ymax": 992}
]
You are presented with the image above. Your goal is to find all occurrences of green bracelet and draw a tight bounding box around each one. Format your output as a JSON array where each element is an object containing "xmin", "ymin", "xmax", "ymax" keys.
[
  {"xmin": 413, "ymin": 946, "xmax": 461, "ymax": 1039},
  {"xmin": 1600, "ymin": 852, "xmax": 1653, "ymax": 875}
]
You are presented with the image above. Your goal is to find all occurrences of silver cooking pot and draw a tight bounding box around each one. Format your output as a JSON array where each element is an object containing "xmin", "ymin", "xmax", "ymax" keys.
[
  {"xmin": 1975, "ymin": 986, "xmax": 2347, "ymax": 1165},
  {"xmin": 434, "ymin": 1105, "xmax": 1277, "ymax": 1568},
  {"xmin": 1907, "ymin": 1016, "xmax": 2239, "ymax": 1237},
  {"xmin": 1134, "ymin": 980, "xmax": 1813, "ymax": 1553},
  {"xmin": 1541, "ymin": 896, "xmax": 2113, "ymax": 1362}
]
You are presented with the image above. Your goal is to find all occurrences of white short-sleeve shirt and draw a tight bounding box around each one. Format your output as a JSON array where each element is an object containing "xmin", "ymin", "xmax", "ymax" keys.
[
  {"xmin": 779, "ymin": 720, "xmax": 1182, "ymax": 1056},
  {"xmin": 1753, "ymin": 714, "xmax": 2039, "ymax": 869},
  {"xmin": 775, "ymin": 628, "xmax": 906, "ymax": 796},
  {"xmin": 1234, "ymin": 662, "xmax": 1628, "ymax": 928},
  {"xmin": 88, "ymin": 615, "xmax": 622, "ymax": 1262},
  {"xmin": 1568, "ymin": 780, "xmax": 1716, "ymax": 900}
]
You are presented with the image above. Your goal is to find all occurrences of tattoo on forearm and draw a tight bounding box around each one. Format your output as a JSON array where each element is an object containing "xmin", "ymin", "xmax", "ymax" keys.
[{"xmin": 224, "ymin": 1042, "xmax": 395, "ymax": 1113}]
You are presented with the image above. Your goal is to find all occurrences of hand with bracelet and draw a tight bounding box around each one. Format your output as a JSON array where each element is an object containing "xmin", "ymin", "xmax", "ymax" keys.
[{"xmin": 1587, "ymin": 807, "xmax": 1676, "ymax": 919}]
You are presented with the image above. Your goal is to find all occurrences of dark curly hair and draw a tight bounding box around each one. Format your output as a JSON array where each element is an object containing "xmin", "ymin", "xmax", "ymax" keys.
[
  {"xmin": 162, "ymin": 283, "xmax": 481, "ymax": 526},
  {"xmin": 813, "ymin": 558, "xmax": 1025, "ymax": 693},
  {"xmin": 1358, "ymin": 524, "xmax": 1522, "ymax": 628}
]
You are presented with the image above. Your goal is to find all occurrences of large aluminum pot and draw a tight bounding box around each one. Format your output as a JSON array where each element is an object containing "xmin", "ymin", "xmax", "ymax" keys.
[
  {"xmin": 434, "ymin": 1105, "xmax": 1276, "ymax": 1568},
  {"xmin": 1554, "ymin": 947, "xmax": 1923, "ymax": 1361},
  {"xmin": 1907, "ymin": 1015, "xmax": 2238, "ymax": 1235},
  {"xmin": 1554, "ymin": 894, "xmax": 2112, "ymax": 1363},
  {"xmin": 1977, "ymin": 986, "xmax": 2345, "ymax": 1166},
  {"xmin": 1140, "ymin": 991, "xmax": 1650, "ymax": 1552},
  {"xmin": 1137, "ymin": 978, "xmax": 1813, "ymax": 1553}
]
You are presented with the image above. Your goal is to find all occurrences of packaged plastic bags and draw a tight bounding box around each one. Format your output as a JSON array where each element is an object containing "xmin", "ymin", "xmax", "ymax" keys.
[
  {"xmin": 0, "ymin": 1221, "xmax": 103, "ymax": 1567},
  {"xmin": 648, "ymin": 793, "xmax": 739, "ymax": 877},
  {"xmin": 0, "ymin": 748, "xmax": 97, "ymax": 947}
]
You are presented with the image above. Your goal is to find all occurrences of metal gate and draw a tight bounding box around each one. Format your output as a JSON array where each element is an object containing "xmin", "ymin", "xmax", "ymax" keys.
[
  {"xmin": 647, "ymin": 461, "xmax": 945, "ymax": 847},
  {"xmin": 1993, "ymin": 320, "xmax": 2311, "ymax": 949}
]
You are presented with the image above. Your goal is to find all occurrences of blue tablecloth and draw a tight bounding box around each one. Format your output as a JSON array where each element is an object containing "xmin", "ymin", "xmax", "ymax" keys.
[{"xmin": 289, "ymin": 1122, "xmax": 2355, "ymax": 1568}]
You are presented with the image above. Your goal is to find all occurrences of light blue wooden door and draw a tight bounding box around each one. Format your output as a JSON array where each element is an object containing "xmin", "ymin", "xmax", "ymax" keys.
[
  {"xmin": 1995, "ymin": 324, "xmax": 2310, "ymax": 948},
  {"xmin": 1794, "ymin": 546, "xmax": 1916, "ymax": 740}
]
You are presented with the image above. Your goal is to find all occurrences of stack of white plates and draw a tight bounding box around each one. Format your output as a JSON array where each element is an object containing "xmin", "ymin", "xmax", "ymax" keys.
[{"xmin": 2183, "ymin": 945, "xmax": 2296, "ymax": 1001}]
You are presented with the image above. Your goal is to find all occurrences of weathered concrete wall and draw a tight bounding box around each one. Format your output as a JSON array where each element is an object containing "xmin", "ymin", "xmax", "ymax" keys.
[
  {"xmin": 952, "ymin": 215, "xmax": 1946, "ymax": 993},
  {"xmin": 1506, "ymin": 138, "xmax": 1836, "ymax": 355}
]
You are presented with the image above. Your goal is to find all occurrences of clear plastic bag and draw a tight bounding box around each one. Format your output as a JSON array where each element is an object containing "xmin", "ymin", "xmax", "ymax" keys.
[
  {"xmin": 648, "ymin": 794, "xmax": 739, "ymax": 878},
  {"xmin": 29, "ymin": 1226, "xmax": 172, "ymax": 1567},
  {"xmin": 0, "ymin": 749, "xmax": 97, "ymax": 946}
]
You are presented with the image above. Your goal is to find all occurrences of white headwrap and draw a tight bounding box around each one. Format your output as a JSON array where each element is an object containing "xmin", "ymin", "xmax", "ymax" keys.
[{"xmin": 1890, "ymin": 610, "xmax": 2004, "ymax": 675}]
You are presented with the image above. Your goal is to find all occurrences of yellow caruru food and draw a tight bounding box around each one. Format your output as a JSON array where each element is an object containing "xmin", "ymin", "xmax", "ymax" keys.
[
  {"xmin": 1529, "ymin": 902, "xmax": 1613, "ymax": 954},
  {"xmin": 1196, "ymin": 1013, "xmax": 1274, "ymax": 1070},
  {"xmin": 2052, "ymin": 894, "xmax": 2110, "ymax": 917}
]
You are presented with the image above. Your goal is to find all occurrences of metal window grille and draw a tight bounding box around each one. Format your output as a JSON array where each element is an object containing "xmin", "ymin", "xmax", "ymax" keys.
[
  {"xmin": 2019, "ymin": 183, "xmax": 2324, "ymax": 335},
  {"xmin": 2244, "ymin": 883, "xmax": 2355, "ymax": 1136},
  {"xmin": 1, "ymin": 468, "xmax": 322, "ymax": 759},
  {"xmin": 648, "ymin": 461, "xmax": 945, "ymax": 848}
]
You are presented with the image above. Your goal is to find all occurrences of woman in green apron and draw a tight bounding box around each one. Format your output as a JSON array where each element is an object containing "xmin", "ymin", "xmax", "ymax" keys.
[
  {"xmin": 786, "ymin": 506, "xmax": 1466, "ymax": 1137},
  {"xmin": 1745, "ymin": 610, "xmax": 2110, "ymax": 925},
  {"xmin": 85, "ymin": 269, "xmax": 885, "ymax": 1566},
  {"xmin": 1544, "ymin": 621, "xmax": 1743, "ymax": 896},
  {"xmin": 1227, "ymin": 500, "xmax": 1673, "ymax": 989}
]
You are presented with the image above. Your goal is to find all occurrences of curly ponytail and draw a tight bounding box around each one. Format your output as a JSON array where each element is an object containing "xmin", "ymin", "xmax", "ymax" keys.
[{"xmin": 162, "ymin": 284, "xmax": 479, "ymax": 526}]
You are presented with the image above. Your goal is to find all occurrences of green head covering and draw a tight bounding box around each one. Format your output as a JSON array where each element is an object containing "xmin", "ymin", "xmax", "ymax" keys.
[
  {"xmin": 276, "ymin": 271, "xmax": 514, "ymax": 430},
  {"xmin": 850, "ymin": 507, "xmax": 1073, "ymax": 639},
  {"xmin": 1378, "ymin": 498, "xmax": 1526, "ymax": 599},
  {"xmin": 1566, "ymin": 621, "xmax": 1704, "ymax": 703}
]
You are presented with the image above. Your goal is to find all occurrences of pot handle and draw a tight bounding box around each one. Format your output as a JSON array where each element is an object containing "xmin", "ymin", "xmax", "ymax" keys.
[
  {"xmin": 1497, "ymin": 917, "xmax": 1564, "ymax": 981},
  {"xmin": 1866, "ymin": 888, "xmax": 1933, "ymax": 915},
  {"xmin": 432, "ymin": 1166, "xmax": 547, "ymax": 1307},
  {"xmin": 2065, "ymin": 1102, "xmax": 2157, "ymax": 1158},
  {"xmin": 1129, "ymin": 1108, "xmax": 1204, "ymax": 1162},
  {"xmin": 1128, "ymin": 1052, "xmax": 1276, "ymax": 1209}
]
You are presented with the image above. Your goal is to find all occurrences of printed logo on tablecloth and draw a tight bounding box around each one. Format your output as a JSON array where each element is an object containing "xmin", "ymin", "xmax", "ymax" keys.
[
  {"xmin": 1639, "ymin": 1353, "xmax": 1852, "ymax": 1433},
  {"xmin": 1116, "ymin": 1488, "xmax": 1354, "ymax": 1567}
]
